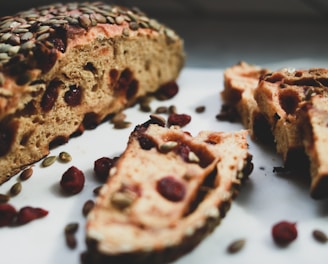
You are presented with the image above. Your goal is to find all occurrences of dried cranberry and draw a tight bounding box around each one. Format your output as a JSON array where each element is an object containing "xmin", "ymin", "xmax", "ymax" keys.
[
  {"xmin": 60, "ymin": 166, "xmax": 85, "ymax": 194},
  {"xmin": 156, "ymin": 81, "xmax": 179, "ymax": 99},
  {"xmin": 168, "ymin": 113, "xmax": 191, "ymax": 127},
  {"xmin": 0, "ymin": 123, "xmax": 15, "ymax": 156},
  {"xmin": 156, "ymin": 176, "xmax": 186, "ymax": 202},
  {"xmin": 64, "ymin": 85, "xmax": 82, "ymax": 106},
  {"xmin": 34, "ymin": 43, "xmax": 57, "ymax": 73},
  {"xmin": 41, "ymin": 79, "xmax": 62, "ymax": 112},
  {"xmin": 126, "ymin": 79, "xmax": 139, "ymax": 99},
  {"xmin": 272, "ymin": 221, "xmax": 298, "ymax": 245},
  {"xmin": 138, "ymin": 135, "xmax": 155, "ymax": 150},
  {"xmin": 17, "ymin": 206, "xmax": 48, "ymax": 225},
  {"xmin": 0, "ymin": 203, "xmax": 17, "ymax": 227},
  {"xmin": 94, "ymin": 157, "xmax": 115, "ymax": 182}
]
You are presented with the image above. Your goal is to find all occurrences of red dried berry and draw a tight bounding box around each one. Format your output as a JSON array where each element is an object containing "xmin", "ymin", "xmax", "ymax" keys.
[
  {"xmin": 64, "ymin": 85, "xmax": 82, "ymax": 106},
  {"xmin": 94, "ymin": 157, "xmax": 115, "ymax": 182},
  {"xmin": 41, "ymin": 79, "xmax": 62, "ymax": 112},
  {"xmin": 16, "ymin": 206, "xmax": 48, "ymax": 225},
  {"xmin": 272, "ymin": 221, "xmax": 298, "ymax": 245},
  {"xmin": 156, "ymin": 176, "xmax": 186, "ymax": 202},
  {"xmin": 168, "ymin": 113, "xmax": 191, "ymax": 127},
  {"xmin": 157, "ymin": 81, "xmax": 179, "ymax": 99},
  {"xmin": 60, "ymin": 166, "xmax": 85, "ymax": 194},
  {"xmin": 0, "ymin": 203, "xmax": 17, "ymax": 227}
]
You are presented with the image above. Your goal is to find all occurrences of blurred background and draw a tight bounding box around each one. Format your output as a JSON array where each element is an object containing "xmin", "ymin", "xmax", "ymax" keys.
[{"xmin": 1, "ymin": 0, "xmax": 328, "ymax": 68}]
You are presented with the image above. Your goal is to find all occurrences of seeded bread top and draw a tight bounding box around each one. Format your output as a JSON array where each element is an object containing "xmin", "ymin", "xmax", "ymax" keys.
[{"xmin": 0, "ymin": 2, "xmax": 181, "ymax": 117}]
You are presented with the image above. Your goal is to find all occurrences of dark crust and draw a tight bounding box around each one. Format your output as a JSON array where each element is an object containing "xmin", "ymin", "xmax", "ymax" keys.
[{"xmin": 82, "ymin": 154, "xmax": 253, "ymax": 264}]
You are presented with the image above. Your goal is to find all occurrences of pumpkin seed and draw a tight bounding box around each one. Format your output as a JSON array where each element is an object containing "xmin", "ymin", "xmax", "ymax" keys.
[
  {"xmin": 227, "ymin": 239, "xmax": 246, "ymax": 254},
  {"xmin": 188, "ymin": 151, "xmax": 200, "ymax": 163},
  {"xmin": 10, "ymin": 182, "xmax": 22, "ymax": 196},
  {"xmin": 111, "ymin": 191, "xmax": 135, "ymax": 210},
  {"xmin": 42, "ymin": 155, "xmax": 57, "ymax": 167},
  {"xmin": 159, "ymin": 141, "xmax": 178, "ymax": 152},
  {"xmin": 19, "ymin": 167, "xmax": 33, "ymax": 181},
  {"xmin": 149, "ymin": 114, "xmax": 166, "ymax": 127},
  {"xmin": 59, "ymin": 151, "xmax": 72, "ymax": 163},
  {"xmin": 312, "ymin": 229, "xmax": 328, "ymax": 243}
]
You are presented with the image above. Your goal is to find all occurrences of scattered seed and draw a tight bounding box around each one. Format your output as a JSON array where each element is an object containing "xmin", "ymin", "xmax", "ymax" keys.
[
  {"xmin": 65, "ymin": 222, "xmax": 79, "ymax": 234},
  {"xmin": 42, "ymin": 155, "xmax": 57, "ymax": 167},
  {"xmin": 82, "ymin": 200, "xmax": 95, "ymax": 217},
  {"xmin": 113, "ymin": 120, "xmax": 131, "ymax": 129},
  {"xmin": 64, "ymin": 222, "xmax": 79, "ymax": 249},
  {"xmin": 0, "ymin": 193, "xmax": 10, "ymax": 203},
  {"xmin": 59, "ymin": 151, "xmax": 72, "ymax": 163},
  {"xmin": 10, "ymin": 182, "xmax": 22, "ymax": 196},
  {"xmin": 19, "ymin": 167, "xmax": 33, "ymax": 181},
  {"xmin": 155, "ymin": 106, "xmax": 168, "ymax": 114},
  {"xmin": 227, "ymin": 239, "xmax": 246, "ymax": 254},
  {"xmin": 195, "ymin": 105, "xmax": 206, "ymax": 113},
  {"xmin": 65, "ymin": 232, "xmax": 77, "ymax": 249},
  {"xmin": 312, "ymin": 229, "xmax": 328, "ymax": 243}
]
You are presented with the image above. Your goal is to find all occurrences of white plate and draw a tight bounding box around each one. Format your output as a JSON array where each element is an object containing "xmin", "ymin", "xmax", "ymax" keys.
[{"xmin": 1, "ymin": 68, "xmax": 328, "ymax": 264}]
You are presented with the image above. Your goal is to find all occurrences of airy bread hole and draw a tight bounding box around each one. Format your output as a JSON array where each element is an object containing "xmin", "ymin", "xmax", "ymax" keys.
[
  {"xmin": 279, "ymin": 90, "xmax": 299, "ymax": 114},
  {"xmin": 184, "ymin": 168, "xmax": 217, "ymax": 217}
]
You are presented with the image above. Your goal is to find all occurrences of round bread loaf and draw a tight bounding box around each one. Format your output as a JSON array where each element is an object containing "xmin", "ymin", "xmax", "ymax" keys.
[{"xmin": 0, "ymin": 2, "xmax": 185, "ymax": 183}]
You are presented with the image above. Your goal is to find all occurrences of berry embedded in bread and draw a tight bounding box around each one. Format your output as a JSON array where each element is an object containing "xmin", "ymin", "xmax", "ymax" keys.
[
  {"xmin": 0, "ymin": 2, "xmax": 185, "ymax": 183},
  {"xmin": 84, "ymin": 118, "xmax": 253, "ymax": 264}
]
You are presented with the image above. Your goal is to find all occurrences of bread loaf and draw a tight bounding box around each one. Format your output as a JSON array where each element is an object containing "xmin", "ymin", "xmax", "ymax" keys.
[
  {"xmin": 84, "ymin": 118, "xmax": 253, "ymax": 263},
  {"xmin": 0, "ymin": 2, "xmax": 185, "ymax": 183}
]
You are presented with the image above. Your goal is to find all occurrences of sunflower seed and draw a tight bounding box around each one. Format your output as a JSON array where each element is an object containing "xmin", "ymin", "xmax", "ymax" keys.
[
  {"xmin": 313, "ymin": 229, "xmax": 328, "ymax": 243},
  {"xmin": 20, "ymin": 167, "xmax": 33, "ymax": 181},
  {"xmin": 42, "ymin": 155, "xmax": 57, "ymax": 167},
  {"xmin": 59, "ymin": 151, "xmax": 72, "ymax": 163},
  {"xmin": 227, "ymin": 239, "xmax": 246, "ymax": 254},
  {"xmin": 10, "ymin": 182, "xmax": 22, "ymax": 196}
]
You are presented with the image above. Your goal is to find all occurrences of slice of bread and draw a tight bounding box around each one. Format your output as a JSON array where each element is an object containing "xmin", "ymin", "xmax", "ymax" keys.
[
  {"xmin": 0, "ymin": 2, "xmax": 185, "ymax": 184},
  {"xmin": 222, "ymin": 61, "xmax": 272, "ymax": 142},
  {"xmin": 223, "ymin": 62, "xmax": 328, "ymax": 199},
  {"xmin": 84, "ymin": 118, "xmax": 253, "ymax": 263}
]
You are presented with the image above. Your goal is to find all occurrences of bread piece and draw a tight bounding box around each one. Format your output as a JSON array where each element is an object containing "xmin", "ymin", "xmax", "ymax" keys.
[
  {"xmin": 222, "ymin": 61, "xmax": 272, "ymax": 142},
  {"xmin": 298, "ymin": 95, "xmax": 328, "ymax": 199},
  {"xmin": 84, "ymin": 118, "xmax": 253, "ymax": 264},
  {"xmin": 0, "ymin": 2, "xmax": 185, "ymax": 183}
]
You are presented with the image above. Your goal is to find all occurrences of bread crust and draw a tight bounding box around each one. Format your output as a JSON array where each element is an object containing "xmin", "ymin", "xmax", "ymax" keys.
[
  {"xmin": 84, "ymin": 120, "xmax": 252, "ymax": 263},
  {"xmin": 0, "ymin": 2, "xmax": 185, "ymax": 183}
]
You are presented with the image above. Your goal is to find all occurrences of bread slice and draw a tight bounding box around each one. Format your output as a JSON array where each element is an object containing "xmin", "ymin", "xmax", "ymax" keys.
[
  {"xmin": 0, "ymin": 2, "xmax": 185, "ymax": 183},
  {"xmin": 84, "ymin": 118, "xmax": 253, "ymax": 264},
  {"xmin": 222, "ymin": 61, "xmax": 272, "ymax": 142},
  {"xmin": 298, "ymin": 95, "xmax": 328, "ymax": 199},
  {"xmin": 223, "ymin": 63, "xmax": 328, "ymax": 198}
]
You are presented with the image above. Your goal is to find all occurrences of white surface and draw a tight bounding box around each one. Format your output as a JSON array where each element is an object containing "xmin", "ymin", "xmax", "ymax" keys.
[{"xmin": 1, "ymin": 67, "xmax": 328, "ymax": 264}]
